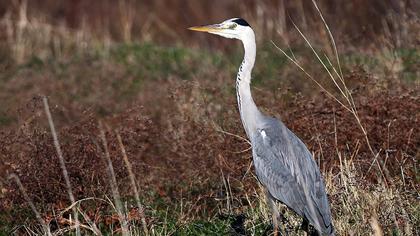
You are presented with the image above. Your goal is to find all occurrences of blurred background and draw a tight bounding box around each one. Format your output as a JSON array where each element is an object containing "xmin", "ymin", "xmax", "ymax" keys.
[
  {"xmin": 0, "ymin": 0, "xmax": 418, "ymax": 235},
  {"xmin": 0, "ymin": 0, "xmax": 419, "ymax": 61}
]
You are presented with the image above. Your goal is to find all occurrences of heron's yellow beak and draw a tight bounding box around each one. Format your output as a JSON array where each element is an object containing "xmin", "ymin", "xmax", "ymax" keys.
[{"xmin": 188, "ymin": 24, "xmax": 223, "ymax": 33}]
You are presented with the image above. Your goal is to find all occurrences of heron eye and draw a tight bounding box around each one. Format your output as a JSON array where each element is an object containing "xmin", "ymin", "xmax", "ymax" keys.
[{"xmin": 229, "ymin": 23, "xmax": 238, "ymax": 29}]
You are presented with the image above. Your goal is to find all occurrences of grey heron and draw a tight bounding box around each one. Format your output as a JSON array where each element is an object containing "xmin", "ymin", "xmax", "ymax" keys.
[{"xmin": 189, "ymin": 18, "xmax": 335, "ymax": 235}]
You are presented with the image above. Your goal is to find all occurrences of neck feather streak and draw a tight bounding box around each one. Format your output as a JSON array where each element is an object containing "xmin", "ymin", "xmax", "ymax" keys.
[{"xmin": 236, "ymin": 34, "xmax": 260, "ymax": 138}]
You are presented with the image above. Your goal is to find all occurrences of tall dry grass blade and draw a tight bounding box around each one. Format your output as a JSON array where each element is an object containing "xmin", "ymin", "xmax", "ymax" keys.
[
  {"xmin": 98, "ymin": 121, "xmax": 129, "ymax": 236},
  {"xmin": 270, "ymin": 41, "xmax": 351, "ymax": 112},
  {"xmin": 276, "ymin": 3, "xmax": 387, "ymax": 185},
  {"xmin": 8, "ymin": 174, "xmax": 52, "ymax": 235},
  {"xmin": 42, "ymin": 97, "xmax": 81, "ymax": 236},
  {"xmin": 323, "ymin": 54, "xmax": 349, "ymax": 99},
  {"xmin": 310, "ymin": 2, "xmax": 386, "ymax": 183},
  {"xmin": 311, "ymin": 0, "xmax": 344, "ymax": 80},
  {"xmin": 116, "ymin": 132, "xmax": 149, "ymax": 235},
  {"xmin": 309, "ymin": 1, "xmax": 380, "ymax": 151},
  {"xmin": 289, "ymin": 19, "xmax": 349, "ymax": 102}
]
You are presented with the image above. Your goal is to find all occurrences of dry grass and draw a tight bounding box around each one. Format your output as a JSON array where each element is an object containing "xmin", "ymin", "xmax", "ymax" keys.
[{"xmin": 1, "ymin": 74, "xmax": 417, "ymax": 235}]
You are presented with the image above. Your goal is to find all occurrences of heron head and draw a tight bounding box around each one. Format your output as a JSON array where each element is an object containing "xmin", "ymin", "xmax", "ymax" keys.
[{"xmin": 188, "ymin": 18, "xmax": 252, "ymax": 40}]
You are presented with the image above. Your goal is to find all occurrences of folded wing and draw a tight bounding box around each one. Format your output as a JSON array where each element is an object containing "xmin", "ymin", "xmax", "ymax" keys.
[{"xmin": 251, "ymin": 117, "xmax": 334, "ymax": 235}]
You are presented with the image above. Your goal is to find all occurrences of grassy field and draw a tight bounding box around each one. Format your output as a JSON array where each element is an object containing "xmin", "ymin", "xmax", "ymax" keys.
[{"xmin": 0, "ymin": 1, "xmax": 419, "ymax": 235}]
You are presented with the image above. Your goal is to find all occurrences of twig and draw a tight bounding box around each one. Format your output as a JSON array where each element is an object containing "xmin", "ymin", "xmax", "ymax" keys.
[
  {"xmin": 215, "ymin": 128, "xmax": 251, "ymax": 145},
  {"xmin": 8, "ymin": 174, "xmax": 52, "ymax": 235},
  {"xmin": 98, "ymin": 121, "xmax": 129, "ymax": 236},
  {"xmin": 43, "ymin": 96, "xmax": 81, "ymax": 235},
  {"xmin": 116, "ymin": 132, "xmax": 149, "ymax": 235}
]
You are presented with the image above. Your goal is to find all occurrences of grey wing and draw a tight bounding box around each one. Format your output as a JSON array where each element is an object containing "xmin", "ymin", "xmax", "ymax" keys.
[{"xmin": 251, "ymin": 118, "xmax": 334, "ymax": 235}]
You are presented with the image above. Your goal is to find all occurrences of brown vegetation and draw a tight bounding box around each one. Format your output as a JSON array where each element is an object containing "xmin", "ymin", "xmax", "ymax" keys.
[{"xmin": 1, "ymin": 71, "xmax": 418, "ymax": 234}]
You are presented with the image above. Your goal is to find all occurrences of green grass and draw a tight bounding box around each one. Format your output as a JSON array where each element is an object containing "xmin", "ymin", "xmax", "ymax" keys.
[{"xmin": 110, "ymin": 43, "xmax": 229, "ymax": 80}]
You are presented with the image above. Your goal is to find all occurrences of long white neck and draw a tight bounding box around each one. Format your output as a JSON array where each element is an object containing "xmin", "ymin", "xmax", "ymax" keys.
[{"xmin": 236, "ymin": 29, "xmax": 261, "ymax": 139}]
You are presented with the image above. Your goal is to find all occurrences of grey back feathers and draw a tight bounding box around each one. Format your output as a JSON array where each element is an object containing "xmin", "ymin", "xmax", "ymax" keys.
[{"xmin": 251, "ymin": 116, "xmax": 334, "ymax": 234}]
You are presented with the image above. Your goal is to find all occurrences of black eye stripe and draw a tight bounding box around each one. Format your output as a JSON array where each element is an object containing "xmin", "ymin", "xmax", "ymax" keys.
[{"xmin": 232, "ymin": 18, "xmax": 250, "ymax": 27}]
